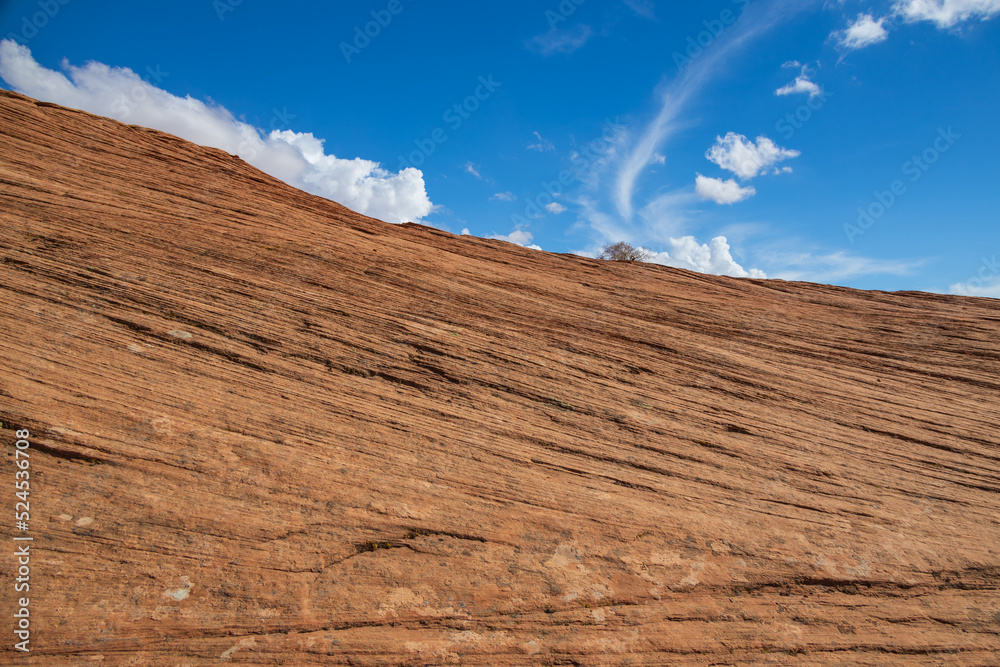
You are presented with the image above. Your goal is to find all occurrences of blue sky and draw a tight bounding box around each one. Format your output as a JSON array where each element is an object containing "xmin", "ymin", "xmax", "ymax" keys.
[{"xmin": 1, "ymin": 0, "xmax": 998, "ymax": 296}]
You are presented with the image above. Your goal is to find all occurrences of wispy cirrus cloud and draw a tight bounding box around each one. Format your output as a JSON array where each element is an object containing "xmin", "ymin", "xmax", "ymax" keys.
[
  {"xmin": 950, "ymin": 277, "xmax": 1000, "ymax": 298},
  {"xmin": 622, "ymin": 0, "xmax": 656, "ymax": 19},
  {"xmin": 526, "ymin": 24, "xmax": 594, "ymax": 55},
  {"xmin": 613, "ymin": 0, "xmax": 817, "ymax": 221},
  {"xmin": 553, "ymin": 0, "xmax": 820, "ymax": 280},
  {"xmin": 465, "ymin": 161, "xmax": 484, "ymax": 179},
  {"xmin": 948, "ymin": 255, "xmax": 1000, "ymax": 297},
  {"xmin": 527, "ymin": 131, "xmax": 555, "ymax": 152},
  {"xmin": 763, "ymin": 250, "xmax": 926, "ymax": 282}
]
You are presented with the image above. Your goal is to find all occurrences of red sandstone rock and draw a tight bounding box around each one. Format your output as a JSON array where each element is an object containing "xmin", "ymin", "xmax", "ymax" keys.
[{"xmin": 0, "ymin": 89, "xmax": 998, "ymax": 665}]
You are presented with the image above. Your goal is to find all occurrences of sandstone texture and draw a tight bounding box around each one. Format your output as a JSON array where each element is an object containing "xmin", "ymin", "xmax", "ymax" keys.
[{"xmin": 1, "ymin": 89, "xmax": 999, "ymax": 665}]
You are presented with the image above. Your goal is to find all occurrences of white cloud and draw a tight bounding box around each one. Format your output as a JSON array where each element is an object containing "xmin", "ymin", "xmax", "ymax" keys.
[
  {"xmin": 575, "ymin": 196, "xmax": 635, "ymax": 245},
  {"xmin": 567, "ymin": 118, "xmax": 630, "ymax": 192},
  {"xmin": 645, "ymin": 236, "xmax": 767, "ymax": 278},
  {"xmin": 705, "ymin": 133, "xmax": 800, "ymax": 180},
  {"xmin": 834, "ymin": 2, "xmax": 1000, "ymax": 54},
  {"xmin": 491, "ymin": 191, "xmax": 516, "ymax": 201},
  {"xmin": 695, "ymin": 174, "xmax": 756, "ymax": 205},
  {"xmin": 461, "ymin": 228, "xmax": 472, "ymax": 236},
  {"xmin": 893, "ymin": 0, "xmax": 1000, "ymax": 27},
  {"xmin": 949, "ymin": 258, "xmax": 1000, "ymax": 297},
  {"xmin": 0, "ymin": 40, "xmax": 432, "ymax": 223},
  {"xmin": 489, "ymin": 228, "xmax": 542, "ymax": 250},
  {"xmin": 465, "ymin": 162, "xmax": 483, "ymax": 179},
  {"xmin": 527, "ymin": 131, "xmax": 555, "ymax": 152},
  {"xmin": 526, "ymin": 25, "xmax": 594, "ymax": 55},
  {"xmin": 545, "ymin": 202, "xmax": 568, "ymax": 214},
  {"xmin": 775, "ymin": 66, "xmax": 823, "ymax": 98},
  {"xmin": 949, "ymin": 278, "xmax": 1000, "ymax": 298},
  {"xmin": 570, "ymin": 4, "xmax": 809, "ymax": 283},
  {"xmin": 836, "ymin": 13, "xmax": 889, "ymax": 50},
  {"xmin": 635, "ymin": 190, "xmax": 700, "ymax": 241},
  {"xmin": 613, "ymin": 0, "xmax": 811, "ymax": 220},
  {"xmin": 765, "ymin": 250, "xmax": 925, "ymax": 282},
  {"xmin": 622, "ymin": 0, "xmax": 656, "ymax": 19}
]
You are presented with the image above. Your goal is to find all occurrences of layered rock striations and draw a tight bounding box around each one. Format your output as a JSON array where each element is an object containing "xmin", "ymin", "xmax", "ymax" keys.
[{"xmin": 1, "ymin": 90, "xmax": 999, "ymax": 664}]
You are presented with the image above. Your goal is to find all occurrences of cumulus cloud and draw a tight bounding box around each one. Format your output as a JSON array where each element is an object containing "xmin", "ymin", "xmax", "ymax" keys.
[
  {"xmin": 695, "ymin": 174, "xmax": 756, "ymax": 205},
  {"xmin": 705, "ymin": 133, "xmax": 800, "ymax": 180},
  {"xmin": 570, "ymin": 2, "xmax": 814, "ymax": 282},
  {"xmin": 645, "ymin": 236, "xmax": 767, "ymax": 278},
  {"xmin": 526, "ymin": 25, "xmax": 594, "ymax": 55},
  {"xmin": 836, "ymin": 13, "xmax": 889, "ymax": 49},
  {"xmin": 489, "ymin": 228, "xmax": 542, "ymax": 250},
  {"xmin": 545, "ymin": 202, "xmax": 568, "ymax": 214},
  {"xmin": 613, "ymin": 0, "xmax": 815, "ymax": 221},
  {"xmin": 491, "ymin": 191, "xmax": 516, "ymax": 201},
  {"xmin": 776, "ymin": 77, "xmax": 821, "ymax": 97},
  {"xmin": 0, "ymin": 40, "xmax": 432, "ymax": 223},
  {"xmin": 775, "ymin": 65, "xmax": 822, "ymax": 97},
  {"xmin": 893, "ymin": 0, "xmax": 1000, "ymax": 27}
]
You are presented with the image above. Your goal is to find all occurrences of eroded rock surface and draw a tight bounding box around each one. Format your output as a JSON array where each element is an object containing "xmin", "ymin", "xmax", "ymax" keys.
[{"xmin": 1, "ymin": 90, "xmax": 999, "ymax": 664}]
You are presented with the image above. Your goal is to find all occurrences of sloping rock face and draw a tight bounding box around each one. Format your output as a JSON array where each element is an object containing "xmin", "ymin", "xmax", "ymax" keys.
[{"xmin": 1, "ymin": 89, "xmax": 999, "ymax": 665}]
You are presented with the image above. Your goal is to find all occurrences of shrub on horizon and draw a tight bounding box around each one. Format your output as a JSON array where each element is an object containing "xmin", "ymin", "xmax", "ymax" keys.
[{"xmin": 598, "ymin": 242, "xmax": 651, "ymax": 262}]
